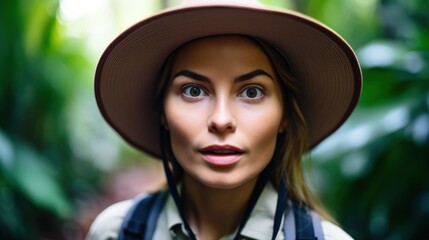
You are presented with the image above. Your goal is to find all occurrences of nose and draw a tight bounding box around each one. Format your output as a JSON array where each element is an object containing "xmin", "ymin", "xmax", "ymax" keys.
[{"xmin": 207, "ymin": 97, "xmax": 237, "ymax": 133}]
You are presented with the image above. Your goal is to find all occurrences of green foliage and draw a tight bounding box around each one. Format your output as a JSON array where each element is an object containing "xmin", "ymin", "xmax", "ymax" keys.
[
  {"xmin": 1, "ymin": 0, "xmax": 428, "ymax": 239},
  {"xmin": 0, "ymin": 0, "xmax": 106, "ymax": 238},
  {"xmin": 307, "ymin": 0, "xmax": 429, "ymax": 239}
]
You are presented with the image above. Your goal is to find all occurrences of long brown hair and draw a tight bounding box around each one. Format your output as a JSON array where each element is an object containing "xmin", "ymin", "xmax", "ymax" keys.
[
  {"xmin": 251, "ymin": 37, "xmax": 336, "ymax": 223},
  {"xmin": 156, "ymin": 35, "xmax": 335, "ymax": 223}
]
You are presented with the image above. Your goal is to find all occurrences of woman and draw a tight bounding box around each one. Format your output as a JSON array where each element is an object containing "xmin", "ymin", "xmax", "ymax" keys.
[{"xmin": 89, "ymin": 0, "xmax": 361, "ymax": 239}]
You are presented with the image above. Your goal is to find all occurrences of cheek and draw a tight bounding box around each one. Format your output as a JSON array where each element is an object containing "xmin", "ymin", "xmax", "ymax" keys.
[
  {"xmin": 243, "ymin": 106, "xmax": 283, "ymax": 159},
  {"xmin": 168, "ymin": 118, "xmax": 195, "ymax": 157},
  {"xmin": 164, "ymin": 95, "xmax": 202, "ymax": 160},
  {"xmin": 253, "ymin": 120, "xmax": 281, "ymax": 155}
]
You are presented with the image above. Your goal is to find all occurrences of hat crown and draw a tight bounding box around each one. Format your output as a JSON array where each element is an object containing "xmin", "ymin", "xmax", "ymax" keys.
[{"xmin": 180, "ymin": 0, "xmax": 263, "ymax": 8}]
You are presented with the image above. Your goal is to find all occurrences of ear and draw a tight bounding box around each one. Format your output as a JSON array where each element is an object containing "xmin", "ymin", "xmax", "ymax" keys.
[{"xmin": 161, "ymin": 115, "xmax": 169, "ymax": 130}]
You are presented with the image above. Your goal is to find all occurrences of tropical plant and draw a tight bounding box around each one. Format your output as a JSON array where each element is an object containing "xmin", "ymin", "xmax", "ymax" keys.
[{"xmin": 1, "ymin": 0, "xmax": 428, "ymax": 239}]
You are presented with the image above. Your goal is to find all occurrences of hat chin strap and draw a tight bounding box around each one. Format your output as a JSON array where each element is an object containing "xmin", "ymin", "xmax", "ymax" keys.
[{"xmin": 159, "ymin": 128, "xmax": 287, "ymax": 240}]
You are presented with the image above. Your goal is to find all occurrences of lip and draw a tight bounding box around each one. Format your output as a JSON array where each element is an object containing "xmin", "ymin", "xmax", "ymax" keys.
[{"xmin": 199, "ymin": 145, "xmax": 244, "ymax": 166}]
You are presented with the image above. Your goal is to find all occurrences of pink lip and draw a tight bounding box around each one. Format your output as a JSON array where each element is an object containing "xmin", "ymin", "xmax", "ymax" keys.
[{"xmin": 199, "ymin": 145, "xmax": 244, "ymax": 166}]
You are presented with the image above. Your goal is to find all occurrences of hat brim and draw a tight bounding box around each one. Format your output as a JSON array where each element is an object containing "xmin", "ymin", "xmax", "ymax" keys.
[{"xmin": 95, "ymin": 5, "xmax": 362, "ymax": 158}]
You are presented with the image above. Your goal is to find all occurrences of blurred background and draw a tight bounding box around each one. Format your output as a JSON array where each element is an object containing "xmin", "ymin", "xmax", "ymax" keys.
[{"xmin": 0, "ymin": 0, "xmax": 428, "ymax": 239}]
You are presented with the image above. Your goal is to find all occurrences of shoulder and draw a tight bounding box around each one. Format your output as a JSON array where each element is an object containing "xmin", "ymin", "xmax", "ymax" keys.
[
  {"xmin": 321, "ymin": 220, "xmax": 354, "ymax": 240},
  {"xmin": 86, "ymin": 199, "xmax": 134, "ymax": 240}
]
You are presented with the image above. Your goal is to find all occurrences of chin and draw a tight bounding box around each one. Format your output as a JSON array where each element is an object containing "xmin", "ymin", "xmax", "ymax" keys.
[
  {"xmin": 196, "ymin": 174, "xmax": 256, "ymax": 190},
  {"xmin": 202, "ymin": 181, "xmax": 242, "ymax": 190}
]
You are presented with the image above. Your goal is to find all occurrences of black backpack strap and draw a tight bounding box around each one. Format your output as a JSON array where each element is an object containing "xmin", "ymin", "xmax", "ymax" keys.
[
  {"xmin": 293, "ymin": 200, "xmax": 316, "ymax": 240},
  {"xmin": 118, "ymin": 191, "xmax": 169, "ymax": 240},
  {"xmin": 283, "ymin": 200, "xmax": 324, "ymax": 240}
]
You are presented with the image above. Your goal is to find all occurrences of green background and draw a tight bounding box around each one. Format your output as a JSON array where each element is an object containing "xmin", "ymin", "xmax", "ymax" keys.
[{"xmin": 1, "ymin": 0, "xmax": 428, "ymax": 239}]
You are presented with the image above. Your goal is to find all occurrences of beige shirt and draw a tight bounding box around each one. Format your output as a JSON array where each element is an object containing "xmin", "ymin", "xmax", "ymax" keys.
[{"xmin": 87, "ymin": 184, "xmax": 354, "ymax": 240}]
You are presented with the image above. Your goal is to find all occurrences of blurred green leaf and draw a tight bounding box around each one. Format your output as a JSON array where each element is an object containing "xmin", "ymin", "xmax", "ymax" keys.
[
  {"xmin": 1, "ymin": 0, "xmax": 429, "ymax": 239},
  {"xmin": 10, "ymin": 140, "xmax": 71, "ymax": 218}
]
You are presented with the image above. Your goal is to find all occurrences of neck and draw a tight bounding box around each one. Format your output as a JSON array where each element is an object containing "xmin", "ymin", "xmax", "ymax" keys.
[{"xmin": 181, "ymin": 174, "xmax": 258, "ymax": 240}]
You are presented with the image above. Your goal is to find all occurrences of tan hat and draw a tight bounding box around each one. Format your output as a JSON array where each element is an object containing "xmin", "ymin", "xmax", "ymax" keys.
[{"xmin": 95, "ymin": 0, "xmax": 362, "ymax": 158}]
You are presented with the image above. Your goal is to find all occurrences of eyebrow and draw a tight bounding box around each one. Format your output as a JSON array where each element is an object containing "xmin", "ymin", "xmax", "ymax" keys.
[
  {"xmin": 173, "ymin": 69, "xmax": 273, "ymax": 82},
  {"xmin": 236, "ymin": 69, "xmax": 273, "ymax": 82},
  {"xmin": 173, "ymin": 70, "xmax": 209, "ymax": 82}
]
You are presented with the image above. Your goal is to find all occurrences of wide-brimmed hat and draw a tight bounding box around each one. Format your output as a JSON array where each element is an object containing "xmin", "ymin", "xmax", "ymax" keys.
[{"xmin": 95, "ymin": 0, "xmax": 362, "ymax": 158}]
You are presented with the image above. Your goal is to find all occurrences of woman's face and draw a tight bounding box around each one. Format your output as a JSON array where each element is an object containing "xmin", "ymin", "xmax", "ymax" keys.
[{"xmin": 163, "ymin": 36, "xmax": 284, "ymax": 189}]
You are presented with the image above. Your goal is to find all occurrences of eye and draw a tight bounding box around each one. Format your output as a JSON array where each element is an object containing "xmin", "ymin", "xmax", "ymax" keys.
[
  {"xmin": 240, "ymin": 86, "xmax": 264, "ymax": 99},
  {"xmin": 182, "ymin": 84, "xmax": 206, "ymax": 98}
]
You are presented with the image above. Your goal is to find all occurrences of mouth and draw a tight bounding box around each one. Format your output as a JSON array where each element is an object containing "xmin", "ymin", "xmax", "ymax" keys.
[
  {"xmin": 199, "ymin": 145, "xmax": 244, "ymax": 166},
  {"xmin": 199, "ymin": 145, "xmax": 244, "ymax": 154}
]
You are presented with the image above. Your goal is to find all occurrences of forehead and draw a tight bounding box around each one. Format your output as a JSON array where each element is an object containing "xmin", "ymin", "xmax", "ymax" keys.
[{"xmin": 172, "ymin": 35, "xmax": 274, "ymax": 72}]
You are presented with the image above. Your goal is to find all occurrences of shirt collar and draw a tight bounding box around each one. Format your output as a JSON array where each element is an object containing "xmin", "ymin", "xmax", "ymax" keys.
[{"xmin": 164, "ymin": 183, "xmax": 280, "ymax": 240}]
